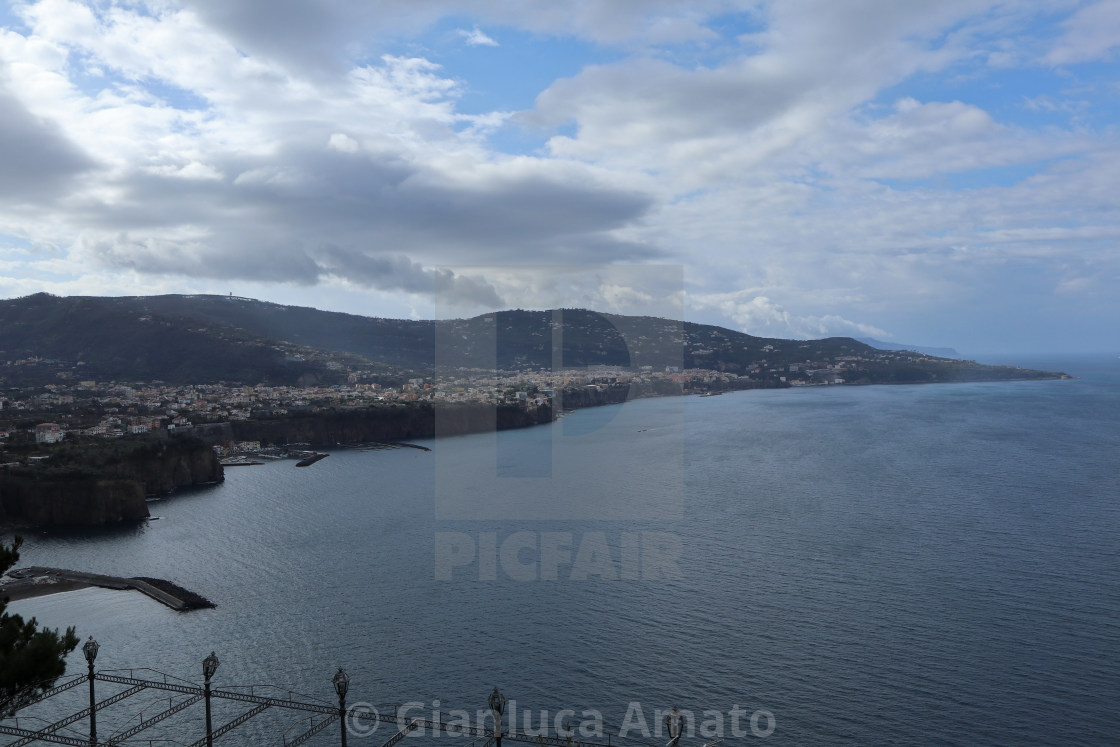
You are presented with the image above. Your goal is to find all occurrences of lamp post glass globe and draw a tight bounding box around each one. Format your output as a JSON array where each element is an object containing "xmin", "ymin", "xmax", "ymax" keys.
[
  {"xmin": 333, "ymin": 667, "xmax": 350, "ymax": 699},
  {"xmin": 82, "ymin": 636, "xmax": 99, "ymax": 666},
  {"xmin": 489, "ymin": 686, "xmax": 507, "ymax": 736},
  {"xmin": 203, "ymin": 652, "xmax": 220, "ymax": 682},
  {"xmin": 488, "ymin": 687, "xmax": 507, "ymax": 716},
  {"xmin": 665, "ymin": 708, "xmax": 685, "ymax": 740}
]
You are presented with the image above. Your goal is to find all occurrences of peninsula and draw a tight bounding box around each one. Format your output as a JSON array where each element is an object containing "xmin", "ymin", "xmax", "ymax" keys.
[{"xmin": 0, "ymin": 293, "xmax": 1070, "ymax": 529}]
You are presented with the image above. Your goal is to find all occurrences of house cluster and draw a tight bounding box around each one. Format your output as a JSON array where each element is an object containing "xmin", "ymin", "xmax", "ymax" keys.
[{"xmin": 0, "ymin": 352, "xmax": 879, "ymax": 445}]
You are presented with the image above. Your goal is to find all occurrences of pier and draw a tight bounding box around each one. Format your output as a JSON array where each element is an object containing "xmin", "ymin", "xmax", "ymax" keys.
[{"xmin": 2, "ymin": 566, "xmax": 214, "ymax": 610}]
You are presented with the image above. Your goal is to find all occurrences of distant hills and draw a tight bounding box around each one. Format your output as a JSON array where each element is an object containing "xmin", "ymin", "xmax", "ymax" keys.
[
  {"xmin": 858, "ymin": 337, "xmax": 961, "ymax": 359},
  {"xmin": 126, "ymin": 293, "xmax": 875, "ymax": 371},
  {"xmin": 0, "ymin": 293, "xmax": 379, "ymax": 385},
  {"xmin": 0, "ymin": 293, "xmax": 1061, "ymax": 386}
]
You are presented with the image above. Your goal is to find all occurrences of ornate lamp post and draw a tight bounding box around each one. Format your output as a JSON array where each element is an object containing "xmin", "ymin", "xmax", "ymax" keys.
[
  {"xmin": 664, "ymin": 707, "xmax": 686, "ymax": 747},
  {"xmin": 488, "ymin": 687, "xmax": 508, "ymax": 747},
  {"xmin": 333, "ymin": 667, "xmax": 350, "ymax": 747},
  {"xmin": 202, "ymin": 652, "xmax": 220, "ymax": 747},
  {"xmin": 82, "ymin": 637, "xmax": 99, "ymax": 745}
]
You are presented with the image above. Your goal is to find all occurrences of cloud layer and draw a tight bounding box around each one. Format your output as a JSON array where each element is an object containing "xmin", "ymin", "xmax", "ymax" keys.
[{"xmin": 0, "ymin": 0, "xmax": 1118, "ymax": 350}]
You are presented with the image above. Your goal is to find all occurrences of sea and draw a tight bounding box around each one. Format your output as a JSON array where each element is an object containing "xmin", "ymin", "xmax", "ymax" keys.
[{"xmin": 4, "ymin": 354, "xmax": 1118, "ymax": 746}]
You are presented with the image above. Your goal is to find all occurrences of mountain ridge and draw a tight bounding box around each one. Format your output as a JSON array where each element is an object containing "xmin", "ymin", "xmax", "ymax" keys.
[{"xmin": 0, "ymin": 293, "xmax": 1062, "ymax": 386}]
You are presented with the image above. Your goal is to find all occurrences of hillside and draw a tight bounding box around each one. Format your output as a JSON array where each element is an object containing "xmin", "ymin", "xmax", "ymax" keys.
[
  {"xmin": 134, "ymin": 294, "xmax": 435, "ymax": 369},
  {"xmin": 0, "ymin": 293, "xmax": 1065, "ymax": 386},
  {"xmin": 60, "ymin": 294, "xmax": 879, "ymax": 371},
  {"xmin": 0, "ymin": 293, "xmax": 384, "ymax": 385},
  {"xmin": 858, "ymin": 337, "xmax": 961, "ymax": 359}
]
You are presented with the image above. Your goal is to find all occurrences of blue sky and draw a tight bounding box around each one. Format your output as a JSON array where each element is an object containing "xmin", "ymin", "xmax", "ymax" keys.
[{"xmin": 1, "ymin": 1, "xmax": 1118, "ymax": 354}]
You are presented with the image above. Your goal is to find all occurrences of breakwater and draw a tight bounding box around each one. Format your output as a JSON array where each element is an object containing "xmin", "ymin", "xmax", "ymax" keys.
[{"xmin": 4, "ymin": 566, "xmax": 214, "ymax": 610}]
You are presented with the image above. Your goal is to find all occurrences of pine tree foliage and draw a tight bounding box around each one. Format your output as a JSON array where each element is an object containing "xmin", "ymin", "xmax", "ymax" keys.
[{"xmin": 0, "ymin": 537, "xmax": 80, "ymax": 717}]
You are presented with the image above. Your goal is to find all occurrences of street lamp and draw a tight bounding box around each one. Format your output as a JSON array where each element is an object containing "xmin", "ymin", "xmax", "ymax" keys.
[
  {"xmin": 488, "ymin": 687, "xmax": 508, "ymax": 747},
  {"xmin": 202, "ymin": 652, "xmax": 219, "ymax": 747},
  {"xmin": 82, "ymin": 637, "xmax": 99, "ymax": 745},
  {"xmin": 664, "ymin": 707, "xmax": 686, "ymax": 747},
  {"xmin": 333, "ymin": 667, "xmax": 350, "ymax": 747}
]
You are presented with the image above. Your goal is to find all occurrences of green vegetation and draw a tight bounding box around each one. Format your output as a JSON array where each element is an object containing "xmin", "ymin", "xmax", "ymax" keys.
[
  {"xmin": 850, "ymin": 359, "xmax": 1066, "ymax": 385},
  {"xmin": 0, "ymin": 537, "xmax": 80, "ymax": 717},
  {"xmin": 4, "ymin": 435, "xmax": 214, "ymax": 483},
  {"xmin": 0, "ymin": 293, "xmax": 381, "ymax": 385}
]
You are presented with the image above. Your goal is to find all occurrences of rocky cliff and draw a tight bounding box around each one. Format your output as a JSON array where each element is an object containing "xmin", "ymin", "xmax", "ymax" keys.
[
  {"xmin": 0, "ymin": 436, "xmax": 223, "ymax": 527},
  {"xmin": 227, "ymin": 402, "xmax": 553, "ymax": 446},
  {"xmin": 0, "ymin": 477, "xmax": 148, "ymax": 526},
  {"xmin": 110, "ymin": 437, "xmax": 225, "ymax": 495},
  {"xmin": 216, "ymin": 383, "xmax": 692, "ymax": 448}
]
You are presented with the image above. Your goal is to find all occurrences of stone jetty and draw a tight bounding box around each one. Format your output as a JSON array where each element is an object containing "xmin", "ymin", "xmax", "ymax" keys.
[{"xmin": 2, "ymin": 566, "xmax": 214, "ymax": 610}]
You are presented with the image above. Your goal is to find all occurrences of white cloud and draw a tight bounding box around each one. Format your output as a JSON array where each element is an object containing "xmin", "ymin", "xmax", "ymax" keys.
[
  {"xmin": 1048, "ymin": 0, "xmax": 1120, "ymax": 64},
  {"xmin": 689, "ymin": 292, "xmax": 890, "ymax": 340},
  {"xmin": 457, "ymin": 26, "xmax": 498, "ymax": 46},
  {"xmin": 600, "ymin": 283, "xmax": 654, "ymax": 312},
  {"xmin": 815, "ymin": 97, "xmax": 1087, "ymax": 180},
  {"xmin": 0, "ymin": 0, "xmax": 1117, "ymax": 350},
  {"xmin": 327, "ymin": 133, "xmax": 360, "ymax": 153},
  {"xmin": 0, "ymin": 2, "xmax": 658, "ymax": 301},
  {"xmin": 528, "ymin": 1, "xmax": 1018, "ymax": 190},
  {"xmin": 180, "ymin": 0, "xmax": 756, "ymax": 62},
  {"xmin": 428, "ymin": 266, "xmax": 684, "ymax": 320},
  {"xmin": 144, "ymin": 161, "xmax": 224, "ymax": 180}
]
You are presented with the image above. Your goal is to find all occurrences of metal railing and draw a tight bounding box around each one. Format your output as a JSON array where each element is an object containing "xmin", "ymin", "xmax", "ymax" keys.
[{"xmin": 2, "ymin": 643, "xmax": 671, "ymax": 747}]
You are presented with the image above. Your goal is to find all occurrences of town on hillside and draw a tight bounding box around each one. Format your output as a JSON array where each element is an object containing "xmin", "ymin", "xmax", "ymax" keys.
[{"xmin": 0, "ymin": 346, "xmax": 1065, "ymax": 452}]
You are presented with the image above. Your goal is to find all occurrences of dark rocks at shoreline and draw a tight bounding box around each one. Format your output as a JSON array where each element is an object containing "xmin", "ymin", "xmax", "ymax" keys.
[
  {"xmin": 132, "ymin": 576, "xmax": 216, "ymax": 610},
  {"xmin": 4, "ymin": 567, "xmax": 214, "ymax": 611}
]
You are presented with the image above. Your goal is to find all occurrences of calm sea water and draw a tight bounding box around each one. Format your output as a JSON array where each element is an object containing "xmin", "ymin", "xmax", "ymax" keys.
[{"xmin": 6, "ymin": 354, "xmax": 1118, "ymax": 745}]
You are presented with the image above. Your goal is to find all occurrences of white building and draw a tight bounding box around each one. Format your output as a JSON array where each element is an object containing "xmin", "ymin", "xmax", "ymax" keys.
[{"xmin": 35, "ymin": 423, "xmax": 64, "ymax": 444}]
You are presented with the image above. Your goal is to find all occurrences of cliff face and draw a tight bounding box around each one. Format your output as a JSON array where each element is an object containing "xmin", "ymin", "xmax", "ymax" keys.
[
  {"xmin": 114, "ymin": 438, "xmax": 224, "ymax": 495},
  {"xmin": 0, "ymin": 437, "xmax": 223, "ymax": 527},
  {"xmin": 0, "ymin": 477, "xmax": 148, "ymax": 526},
  {"xmin": 220, "ymin": 384, "xmax": 684, "ymax": 448},
  {"xmin": 228, "ymin": 402, "xmax": 553, "ymax": 446}
]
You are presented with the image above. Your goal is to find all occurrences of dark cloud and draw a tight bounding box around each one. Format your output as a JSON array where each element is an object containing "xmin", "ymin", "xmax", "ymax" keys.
[
  {"xmin": 530, "ymin": 57, "xmax": 804, "ymax": 139},
  {"xmin": 238, "ymin": 144, "xmax": 656, "ymax": 250},
  {"xmin": 314, "ymin": 246, "xmax": 505, "ymax": 306},
  {"xmin": 183, "ymin": 0, "xmax": 430, "ymax": 74},
  {"xmin": 183, "ymin": 0, "xmax": 355, "ymax": 72},
  {"xmin": 86, "ymin": 234, "xmax": 323, "ymax": 284},
  {"xmin": 0, "ymin": 84, "xmax": 95, "ymax": 201},
  {"xmin": 89, "ymin": 230, "xmax": 503, "ymax": 306},
  {"xmin": 183, "ymin": 0, "xmax": 744, "ymax": 70},
  {"xmin": 76, "ymin": 136, "xmax": 656, "ymax": 292}
]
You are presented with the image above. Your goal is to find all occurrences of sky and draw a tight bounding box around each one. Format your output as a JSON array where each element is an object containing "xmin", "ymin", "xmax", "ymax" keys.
[{"xmin": 0, "ymin": 0, "xmax": 1118, "ymax": 354}]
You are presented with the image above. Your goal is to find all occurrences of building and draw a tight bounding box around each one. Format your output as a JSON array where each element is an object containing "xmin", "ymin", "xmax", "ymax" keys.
[{"xmin": 35, "ymin": 423, "xmax": 64, "ymax": 444}]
